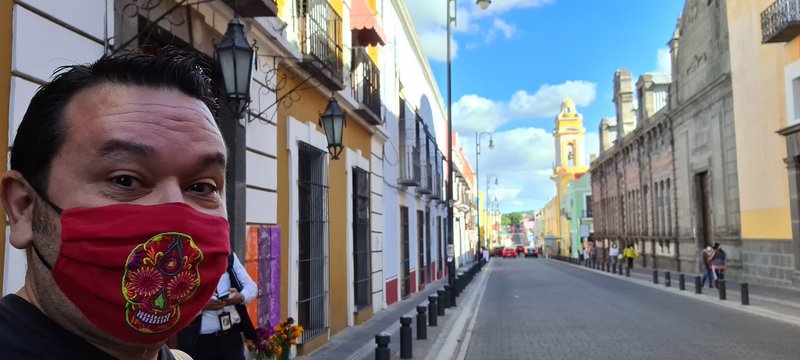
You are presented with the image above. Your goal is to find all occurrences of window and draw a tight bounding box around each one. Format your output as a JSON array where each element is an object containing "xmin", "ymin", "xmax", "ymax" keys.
[
  {"xmin": 400, "ymin": 206, "xmax": 410, "ymax": 298},
  {"xmin": 297, "ymin": 142, "xmax": 328, "ymax": 342},
  {"xmin": 352, "ymin": 168, "xmax": 370, "ymax": 309},
  {"xmin": 426, "ymin": 208, "xmax": 432, "ymax": 282},
  {"xmin": 437, "ymin": 216, "xmax": 443, "ymax": 275},
  {"xmin": 417, "ymin": 210, "xmax": 425, "ymax": 287},
  {"xmin": 666, "ymin": 179, "xmax": 672, "ymax": 236}
]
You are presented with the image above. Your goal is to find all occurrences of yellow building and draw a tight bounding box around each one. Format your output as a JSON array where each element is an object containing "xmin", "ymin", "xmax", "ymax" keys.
[
  {"xmin": 0, "ymin": 0, "xmax": 10, "ymax": 293},
  {"xmin": 755, "ymin": 0, "xmax": 800, "ymax": 286},
  {"xmin": 550, "ymin": 99, "xmax": 589, "ymax": 256},
  {"xmin": 541, "ymin": 197, "xmax": 559, "ymax": 256}
]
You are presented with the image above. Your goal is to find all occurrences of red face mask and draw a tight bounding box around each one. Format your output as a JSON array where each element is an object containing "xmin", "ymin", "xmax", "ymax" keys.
[{"xmin": 33, "ymin": 201, "xmax": 230, "ymax": 344}]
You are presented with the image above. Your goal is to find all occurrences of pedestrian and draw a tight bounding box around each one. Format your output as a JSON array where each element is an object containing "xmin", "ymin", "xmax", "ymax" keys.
[
  {"xmin": 578, "ymin": 240, "xmax": 585, "ymax": 262},
  {"xmin": 608, "ymin": 243, "xmax": 620, "ymax": 266},
  {"xmin": 624, "ymin": 244, "xmax": 639, "ymax": 270},
  {"xmin": 0, "ymin": 49, "xmax": 231, "ymax": 359},
  {"xmin": 700, "ymin": 245, "xmax": 716, "ymax": 289},
  {"xmin": 583, "ymin": 245, "xmax": 591, "ymax": 265},
  {"xmin": 711, "ymin": 242, "xmax": 727, "ymax": 288},
  {"xmin": 178, "ymin": 253, "xmax": 257, "ymax": 360},
  {"xmin": 589, "ymin": 241, "xmax": 597, "ymax": 264}
]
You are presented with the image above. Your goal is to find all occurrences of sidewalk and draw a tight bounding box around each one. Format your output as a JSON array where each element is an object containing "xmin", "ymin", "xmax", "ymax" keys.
[
  {"xmin": 298, "ymin": 260, "xmax": 486, "ymax": 360},
  {"xmin": 555, "ymin": 257, "xmax": 800, "ymax": 325}
]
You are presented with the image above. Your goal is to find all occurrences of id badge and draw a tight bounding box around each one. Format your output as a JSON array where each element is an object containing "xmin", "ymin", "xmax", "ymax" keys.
[
  {"xmin": 230, "ymin": 309, "xmax": 241, "ymax": 323},
  {"xmin": 219, "ymin": 312, "xmax": 232, "ymax": 331}
]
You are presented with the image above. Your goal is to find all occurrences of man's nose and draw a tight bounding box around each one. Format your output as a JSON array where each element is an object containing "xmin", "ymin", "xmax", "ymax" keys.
[{"xmin": 156, "ymin": 180, "xmax": 186, "ymax": 204}]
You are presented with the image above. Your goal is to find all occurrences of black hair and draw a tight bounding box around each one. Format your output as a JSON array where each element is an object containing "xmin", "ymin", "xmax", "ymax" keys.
[{"xmin": 10, "ymin": 47, "xmax": 222, "ymax": 192}]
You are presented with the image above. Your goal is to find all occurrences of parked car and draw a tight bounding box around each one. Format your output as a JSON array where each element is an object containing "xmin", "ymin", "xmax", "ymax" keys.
[
  {"xmin": 525, "ymin": 246, "xmax": 538, "ymax": 258},
  {"xmin": 492, "ymin": 245, "xmax": 504, "ymax": 257},
  {"xmin": 515, "ymin": 244, "xmax": 527, "ymax": 257},
  {"xmin": 502, "ymin": 247, "xmax": 516, "ymax": 258}
]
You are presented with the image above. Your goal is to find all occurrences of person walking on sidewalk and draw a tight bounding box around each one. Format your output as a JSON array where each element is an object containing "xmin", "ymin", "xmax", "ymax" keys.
[
  {"xmin": 700, "ymin": 245, "xmax": 716, "ymax": 288},
  {"xmin": 608, "ymin": 243, "xmax": 620, "ymax": 266},
  {"xmin": 711, "ymin": 242, "xmax": 727, "ymax": 288},
  {"xmin": 624, "ymin": 244, "xmax": 638, "ymax": 270}
]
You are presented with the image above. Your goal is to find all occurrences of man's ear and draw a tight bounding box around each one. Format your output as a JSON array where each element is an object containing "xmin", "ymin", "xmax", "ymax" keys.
[{"xmin": 1, "ymin": 170, "xmax": 35, "ymax": 249}]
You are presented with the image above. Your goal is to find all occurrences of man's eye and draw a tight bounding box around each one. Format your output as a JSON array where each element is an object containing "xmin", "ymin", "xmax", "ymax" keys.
[
  {"xmin": 111, "ymin": 175, "xmax": 138, "ymax": 188},
  {"xmin": 188, "ymin": 182, "xmax": 218, "ymax": 195}
]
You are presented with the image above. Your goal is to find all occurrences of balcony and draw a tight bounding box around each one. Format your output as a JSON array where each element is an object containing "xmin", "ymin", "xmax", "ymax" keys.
[
  {"xmin": 297, "ymin": 0, "xmax": 344, "ymax": 90},
  {"xmin": 351, "ymin": 47, "xmax": 382, "ymax": 125},
  {"xmin": 762, "ymin": 0, "xmax": 800, "ymax": 43},
  {"xmin": 221, "ymin": 0, "xmax": 277, "ymax": 17},
  {"xmin": 398, "ymin": 145, "xmax": 420, "ymax": 186}
]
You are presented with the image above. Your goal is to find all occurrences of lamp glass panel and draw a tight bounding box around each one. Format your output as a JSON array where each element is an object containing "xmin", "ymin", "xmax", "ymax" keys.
[
  {"xmin": 217, "ymin": 48, "xmax": 236, "ymax": 96},
  {"xmin": 332, "ymin": 113, "xmax": 345, "ymax": 146},
  {"xmin": 321, "ymin": 115, "xmax": 335, "ymax": 146},
  {"xmin": 234, "ymin": 47, "xmax": 253, "ymax": 99}
]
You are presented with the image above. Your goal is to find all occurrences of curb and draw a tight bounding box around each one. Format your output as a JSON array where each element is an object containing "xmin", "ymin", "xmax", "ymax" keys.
[{"xmin": 551, "ymin": 259, "xmax": 800, "ymax": 327}]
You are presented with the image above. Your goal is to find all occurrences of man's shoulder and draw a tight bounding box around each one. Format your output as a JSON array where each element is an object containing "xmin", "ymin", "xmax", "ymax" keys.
[{"xmin": 0, "ymin": 294, "xmax": 116, "ymax": 360}]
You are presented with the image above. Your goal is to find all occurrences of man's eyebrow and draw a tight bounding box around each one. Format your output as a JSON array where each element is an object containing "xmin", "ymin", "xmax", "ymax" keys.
[
  {"xmin": 96, "ymin": 140, "xmax": 155, "ymax": 159},
  {"xmin": 199, "ymin": 153, "xmax": 227, "ymax": 169}
]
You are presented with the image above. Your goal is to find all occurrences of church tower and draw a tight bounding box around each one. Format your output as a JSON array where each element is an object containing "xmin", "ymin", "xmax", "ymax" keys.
[{"xmin": 551, "ymin": 99, "xmax": 589, "ymax": 255}]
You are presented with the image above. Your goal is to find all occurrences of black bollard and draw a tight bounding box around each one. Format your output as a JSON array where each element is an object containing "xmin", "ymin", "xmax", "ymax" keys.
[
  {"xmin": 612, "ymin": 263, "xmax": 617, "ymax": 274},
  {"xmin": 416, "ymin": 305, "xmax": 427, "ymax": 339},
  {"xmin": 607, "ymin": 263, "xmax": 611, "ymax": 273},
  {"xmin": 444, "ymin": 285, "xmax": 453, "ymax": 308},
  {"xmin": 437, "ymin": 290, "xmax": 446, "ymax": 316},
  {"xmin": 375, "ymin": 332, "xmax": 390, "ymax": 360},
  {"xmin": 679, "ymin": 274, "xmax": 685, "ymax": 290},
  {"xmin": 428, "ymin": 296, "xmax": 438, "ymax": 327},
  {"xmin": 665, "ymin": 272, "xmax": 671, "ymax": 287},
  {"xmin": 741, "ymin": 283, "xmax": 749, "ymax": 305},
  {"xmin": 619, "ymin": 264, "xmax": 624, "ymax": 275},
  {"xmin": 695, "ymin": 276, "xmax": 702, "ymax": 294},
  {"xmin": 718, "ymin": 280, "xmax": 727, "ymax": 300},
  {"xmin": 653, "ymin": 270, "xmax": 659, "ymax": 284},
  {"xmin": 400, "ymin": 315, "xmax": 412, "ymax": 359},
  {"xmin": 601, "ymin": 262, "xmax": 605, "ymax": 271},
  {"xmin": 625, "ymin": 267, "xmax": 630, "ymax": 277}
]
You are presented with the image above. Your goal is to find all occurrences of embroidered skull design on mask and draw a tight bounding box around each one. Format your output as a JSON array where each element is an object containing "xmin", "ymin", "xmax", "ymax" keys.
[{"xmin": 123, "ymin": 232, "xmax": 204, "ymax": 333}]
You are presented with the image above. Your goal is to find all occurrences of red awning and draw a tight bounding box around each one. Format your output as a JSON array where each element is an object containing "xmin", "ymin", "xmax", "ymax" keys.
[{"xmin": 351, "ymin": 0, "xmax": 387, "ymax": 46}]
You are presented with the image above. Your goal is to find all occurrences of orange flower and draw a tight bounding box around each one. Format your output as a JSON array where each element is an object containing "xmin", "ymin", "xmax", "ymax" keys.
[
  {"xmin": 290, "ymin": 339, "xmax": 297, "ymax": 345},
  {"xmin": 274, "ymin": 325, "xmax": 282, "ymax": 332}
]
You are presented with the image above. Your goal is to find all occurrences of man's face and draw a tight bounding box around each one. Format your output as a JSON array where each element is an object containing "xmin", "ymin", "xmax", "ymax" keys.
[{"xmin": 30, "ymin": 83, "xmax": 227, "ymax": 347}]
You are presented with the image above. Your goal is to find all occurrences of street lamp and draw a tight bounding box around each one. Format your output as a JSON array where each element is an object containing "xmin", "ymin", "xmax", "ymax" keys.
[
  {"xmin": 448, "ymin": 0, "xmax": 491, "ymax": 286},
  {"xmin": 216, "ymin": 18, "xmax": 255, "ymax": 120},
  {"xmin": 320, "ymin": 96, "xmax": 347, "ymax": 160},
  {"xmin": 475, "ymin": 132, "xmax": 493, "ymax": 253}
]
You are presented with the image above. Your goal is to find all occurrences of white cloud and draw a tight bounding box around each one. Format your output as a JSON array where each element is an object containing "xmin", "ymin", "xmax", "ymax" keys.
[
  {"xmin": 418, "ymin": 29, "xmax": 458, "ymax": 62},
  {"xmin": 485, "ymin": 18, "xmax": 518, "ymax": 44},
  {"xmin": 460, "ymin": 127, "xmax": 557, "ymax": 212},
  {"xmin": 453, "ymin": 94, "xmax": 508, "ymax": 133},
  {"xmin": 507, "ymin": 81, "xmax": 597, "ymax": 118},
  {"xmin": 655, "ymin": 47, "xmax": 671, "ymax": 75},
  {"xmin": 452, "ymin": 80, "xmax": 598, "ymax": 135}
]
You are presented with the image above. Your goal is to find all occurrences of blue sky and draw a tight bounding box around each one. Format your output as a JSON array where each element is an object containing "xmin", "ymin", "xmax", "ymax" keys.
[{"xmin": 407, "ymin": 0, "xmax": 685, "ymax": 213}]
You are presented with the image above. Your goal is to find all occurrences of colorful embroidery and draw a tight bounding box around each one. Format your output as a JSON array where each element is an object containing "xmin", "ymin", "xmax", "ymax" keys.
[{"xmin": 123, "ymin": 232, "xmax": 204, "ymax": 334}]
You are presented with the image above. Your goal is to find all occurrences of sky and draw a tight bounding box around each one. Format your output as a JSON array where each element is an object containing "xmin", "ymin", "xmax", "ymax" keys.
[{"xmin": 406, "ymin": 0, "xmax": 685, "ymax": 213}]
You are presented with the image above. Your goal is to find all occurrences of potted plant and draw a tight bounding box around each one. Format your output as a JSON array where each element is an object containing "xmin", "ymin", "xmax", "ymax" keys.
[{"xmin": 247, "ymin": 318, "xmax": 304, "ymax": 360}]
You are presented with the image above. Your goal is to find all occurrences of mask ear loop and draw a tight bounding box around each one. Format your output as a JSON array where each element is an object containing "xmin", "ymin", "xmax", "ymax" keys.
[{"xmin": 23, "ymin": 176, "xmax": 63, "ymax": 271}]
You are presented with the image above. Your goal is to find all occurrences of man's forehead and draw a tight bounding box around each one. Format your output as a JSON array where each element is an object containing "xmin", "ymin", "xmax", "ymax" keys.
[{"xmin": 65, "ymin": 83, "xmax": 218, "ymax": 128}]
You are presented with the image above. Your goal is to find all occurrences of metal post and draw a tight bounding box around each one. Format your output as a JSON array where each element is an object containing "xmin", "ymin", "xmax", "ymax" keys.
[
  {"xmin": 375, "ymin": 332, "xmax": 390, "ymax": 360},
  {"xmin": 695, "ymin": 276, "xmax": 702, "ymax": 294},
  {"xmin": 400, "ymin": 315, "xmax": 412, "ymax": 359},
  {"xmin": 625, "ymin": 267, "xmax": 630, "ymax": 277},
  {"xmin": 741, "ymin": 283, "xmax": 749, "ymax": 305},
  {"xmin": 653, "ymin": 270, "xmax": 659, "ymax": 284},
  {"xmin": 679, "ymin": 274, "xmax": 685, "ymax": 290},
  {"xmin": 444, "ymin": 285, "xmax": 453, "ymax": 308},
  {"xmin": 718, "ymin": 280, "xmax": 726, "ymax": 300},
  {"xmin": 446, "ymin": 0, "xmax": 456, "ymax": 289},
  {"xmin": 613, "ymin": 263, "xmax": 617, "ymax": 274},
  {"xmin": 428, "ymin": 296, "xmax": 438, "ymax": 327},
  {"xmin": 437, "ymin": 289, "xmax": 446, "ymax": 316},
  {"xmin": 416, "ymin": 305, "xmax": 427, "ymax": 339},
  {"xmin": 665, "ymin": 272, "xmax": 671, "ymax": 287}
]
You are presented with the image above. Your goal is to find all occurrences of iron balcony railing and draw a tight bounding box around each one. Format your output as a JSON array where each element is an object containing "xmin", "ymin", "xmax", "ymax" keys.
[
  {"xmin": 351, "ymin": 47, "xmax": 381, "ymax": 120},
  {"xmin": 762, "ymin": 0, "xmax": 800, "ymax": 43},
  {"xmin": 399, "ymin": 145, "xmax": 420, "ymax": 186},
  {"xmin": 298, "ymin": 0, "xmax": 343, "ymax": 83}
]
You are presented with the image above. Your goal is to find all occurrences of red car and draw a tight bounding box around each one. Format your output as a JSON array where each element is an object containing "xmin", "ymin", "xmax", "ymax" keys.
[{"xmin": 502, "ymin": 247, "xmax": 516, "ymax": 258}]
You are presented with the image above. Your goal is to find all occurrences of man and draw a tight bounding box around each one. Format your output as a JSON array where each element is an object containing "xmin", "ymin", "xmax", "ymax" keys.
[
  {"xmin": 700, "ymin": 245, "xmax": 716, "ymax": 289},
  {"xmin": 178, "ymin": 253, "xmax": 257, "ymax": 360},
  {"xmin": 0, "ymin": 49, "xmax": 232, "ymax": 359},
  {"xmin": 608, "ymin": 243, "xmax": 620, "ymax": 266},
  {"xmin": 711, "ymin": 242, "xmax": 727, "ymax": 288}
]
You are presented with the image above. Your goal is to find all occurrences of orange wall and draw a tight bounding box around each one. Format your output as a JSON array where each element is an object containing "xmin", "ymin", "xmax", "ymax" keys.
[
  {"xmin": 276, "ymin": 63, "xmax": 372, "ymax": 344},
  {"xmin": 0, "ymin": 0, "xmax": 12, "ymax": 291}
]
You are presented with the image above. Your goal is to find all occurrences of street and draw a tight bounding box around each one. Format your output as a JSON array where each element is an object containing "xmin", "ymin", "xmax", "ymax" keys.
[{"xmin": 462, "ymin": 258, "xmax": 800, "ymax": 360}]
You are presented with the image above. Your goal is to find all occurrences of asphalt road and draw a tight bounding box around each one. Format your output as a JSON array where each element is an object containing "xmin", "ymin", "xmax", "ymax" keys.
[{"xmin": 462, "ymin": 257, "xmax": 800, "ymax": 360}]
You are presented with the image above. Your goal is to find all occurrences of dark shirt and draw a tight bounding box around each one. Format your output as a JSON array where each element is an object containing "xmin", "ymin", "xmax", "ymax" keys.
[{"xmin": 0, "ymin": 294, "xmax": 176, "ymax": 360}]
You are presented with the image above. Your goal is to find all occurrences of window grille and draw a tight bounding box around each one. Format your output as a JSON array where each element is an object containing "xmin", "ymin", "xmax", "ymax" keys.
[
  {"xmin": 400, "ymin": 206, "xmax": 411, "ymax": 298},
  {"xmin": 417, "ymin": 210, "xmax": 425, "ymax": 286},
  {"xmin": 425, "ymin": 208, "xmax": 432, "ymax": 282},
  {"xmin": 352, "ymin": 167, "xmax": 371, "ymax": 308},
  {"xmin": 297, "ymin": 142, "xmax": 328, "ymax": 343}
]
